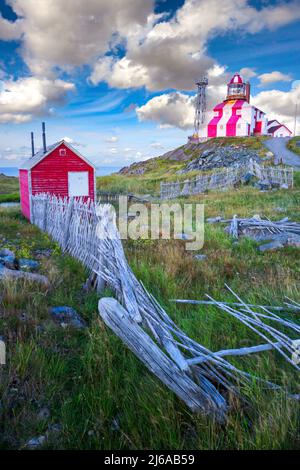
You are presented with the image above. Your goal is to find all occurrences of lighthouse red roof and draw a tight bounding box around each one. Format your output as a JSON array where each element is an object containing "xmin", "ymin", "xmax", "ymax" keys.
[{"xmin": 229, "ymin": 73, "xmax": 243, "ymax": 85}]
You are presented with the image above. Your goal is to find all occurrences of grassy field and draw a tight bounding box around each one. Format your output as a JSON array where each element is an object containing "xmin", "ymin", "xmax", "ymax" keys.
[
  {"xmin": 0, "ymin": 174, "xmax": 299, "ymax": 450},
  {"xmin": 0, "ymin": 174, "xmax": 20, "ymax": 202}
]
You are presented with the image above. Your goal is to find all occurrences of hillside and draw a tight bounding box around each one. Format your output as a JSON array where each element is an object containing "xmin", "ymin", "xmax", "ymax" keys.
[
  {"xmin": 119, "ymin": 137, "xmax": 269, "ymax": 177},
  {"xmin": 98, "ymin": 137, "xmax": 271, "ymax": 196}
]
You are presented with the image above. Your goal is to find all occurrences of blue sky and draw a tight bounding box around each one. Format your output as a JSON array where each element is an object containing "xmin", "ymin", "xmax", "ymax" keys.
[{"xmin": 0, "ymin": 0, "xmax": 299, "ymax": 169}]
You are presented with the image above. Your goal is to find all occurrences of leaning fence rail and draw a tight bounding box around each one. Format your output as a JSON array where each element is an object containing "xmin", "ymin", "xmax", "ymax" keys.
[
  {"xmin": 160, "ymin": 160, "xmax": 293, "ymax": 199},
  {"xmin": 30, "ymin": 194, "xmax": 300, "ymax": 420}
]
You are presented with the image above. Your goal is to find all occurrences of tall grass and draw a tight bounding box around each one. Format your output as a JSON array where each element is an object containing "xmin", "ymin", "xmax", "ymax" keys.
[{"xmin": 0, "ymin": 173, "xmax": 300, "ymax": 450}]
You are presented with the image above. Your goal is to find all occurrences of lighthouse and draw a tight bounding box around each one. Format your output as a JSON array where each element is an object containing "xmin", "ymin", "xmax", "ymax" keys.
[{"xmin": 198, "ymin": 72, "xmax": 268, "ymax": 138}]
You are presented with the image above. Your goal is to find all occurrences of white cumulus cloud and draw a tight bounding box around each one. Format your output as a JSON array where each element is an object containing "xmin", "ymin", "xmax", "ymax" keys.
[
  {"xmin": 0, "ymin": 76, "xmax": 75, "ymax": 123},
  {"xmin": 7, "ymin": 0, "xmax": 154, "ymax": 76},
  {"xmin": 90, "ymin": 0, "xmax": 300, "ymax": 91},
  {"xmin": 0, "ymin": 14, "xmax": 22, "ymax": 40},
  {"xmin": 258, "ymin": 71, "xmax": 293, "ymax": 86},
  {"xmin": 137, "ymin": 92, "xmax": 195, "ymax": 129},
  {"xmin": 252, "ymin": 81, "xmax": 300, "ymax": 133}
]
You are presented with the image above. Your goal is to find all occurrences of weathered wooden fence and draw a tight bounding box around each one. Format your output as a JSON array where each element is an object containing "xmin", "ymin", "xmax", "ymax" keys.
[
  {"xmin": 160, "ymin": 160, "xmax": 294, "ymax": 199},
  {"xmin": 30, "ymin": 194, "xmax": 299, "ymax": 419}
]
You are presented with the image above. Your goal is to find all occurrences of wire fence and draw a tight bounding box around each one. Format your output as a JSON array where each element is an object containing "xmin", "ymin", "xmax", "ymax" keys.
[{"xmin": 160, "ymin": 159, "xmax": 294, "ymax": 199}]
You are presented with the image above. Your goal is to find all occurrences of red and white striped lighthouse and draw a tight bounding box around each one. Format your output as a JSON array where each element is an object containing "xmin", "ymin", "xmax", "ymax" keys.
[{"xmin": 199, "ymin": 73, "xmax": 268, "ymax": 138}]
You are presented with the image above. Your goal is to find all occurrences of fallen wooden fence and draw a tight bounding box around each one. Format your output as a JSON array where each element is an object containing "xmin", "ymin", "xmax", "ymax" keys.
[
  {"xmin": 30, "ymin": 194, "xmax": 300, "ymax": 419},
  {"xmin": 160, "ymin": 159, "xmax": 294, "ymax": 199}
]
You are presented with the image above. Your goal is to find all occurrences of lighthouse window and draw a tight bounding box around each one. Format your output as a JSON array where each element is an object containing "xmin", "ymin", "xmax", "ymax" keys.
[
  {"xmin": 220, "ymin": 125, "xmax": 224, "ymax": 129},
  {"xmin": 59, "ymin": 149, "xmax": 67, "ymax": 157}
]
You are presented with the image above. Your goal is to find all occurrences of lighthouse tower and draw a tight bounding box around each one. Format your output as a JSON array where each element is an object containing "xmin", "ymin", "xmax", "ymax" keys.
[{"xmin": 198, "ymin": 72, "xmax": 267, "ymax": 138}]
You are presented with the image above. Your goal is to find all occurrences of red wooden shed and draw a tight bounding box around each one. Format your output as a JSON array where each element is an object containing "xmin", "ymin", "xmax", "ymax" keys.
[{"xmin": 19, "ymin": 137, "xmax": 96, "ymax": 220}]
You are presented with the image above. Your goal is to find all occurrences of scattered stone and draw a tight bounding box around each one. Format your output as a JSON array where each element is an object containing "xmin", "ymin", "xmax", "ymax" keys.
[
  {"xmin": 0, "ymin": 248, "xmax": 15, "ymax": 258},
  {"xmin": 194, "ymin": 254, "xmax": 207, "ymax": 261},
  {"xmin": 25, "ymin": 435, "xmax": 46, "ymax": 449},
  {"xmin": 0, "ymin": 266, "xmax": 49, "ymax": 287},
  {"xmin": 275, "ymin": 207, "xmax": 285, "ymax": 213},
  {"xmin": 48, "ymin": 423, "xmax": 62, "ymax": 434},
  {"xmin": 49, "ymin": 306, "xmax": 86, "ymax": 329},
  {"xmin": 258, "ymin": 239, "xmax": 285, "ymax": 252},
  {"xmin": 19, "ymin": 258, "xmax": 40, "ymax": 272},
  {"xmin": 256, "ymin": 180, "xmax": 272, "ymax": 191},
  {"xmin": 38, "ymin": 407, "xmax": 51, "ymax": 421},
  {"xmin": 0, "ymin": 255, "xmax": 18, "ymax": 270},
  {"xmin": 34, "ymin": 249, "xmax": 53, "ymax": 259},
  {"xmin": 19, "ymin": 312, "xmax": 28, "ymax": 322}
]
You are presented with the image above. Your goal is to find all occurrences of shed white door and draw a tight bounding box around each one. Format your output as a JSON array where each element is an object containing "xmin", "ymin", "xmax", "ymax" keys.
[{"xmin": 68, "ymin": 171, "xmax": 89, "ymax": 197}]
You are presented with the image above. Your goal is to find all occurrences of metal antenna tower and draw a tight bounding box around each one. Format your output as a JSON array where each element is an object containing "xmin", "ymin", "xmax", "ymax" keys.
[{"xmin": 193, "ymin": 76, "xmax": 208, "ymax": 138}]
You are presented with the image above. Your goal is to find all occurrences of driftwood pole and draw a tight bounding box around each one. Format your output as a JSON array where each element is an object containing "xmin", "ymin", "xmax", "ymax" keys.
[{"xmin": 98, "ymin": 297, "xmax": 227, "ymax": 418}]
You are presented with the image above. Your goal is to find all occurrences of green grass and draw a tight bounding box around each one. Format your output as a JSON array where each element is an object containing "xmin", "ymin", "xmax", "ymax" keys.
[
  {"xmin": 0, "ymin": 174, "xmax": 19, "ymax": 195},
  {"xmin": 0, "ymin": 193, "xmax": 20, "ymax": 203},
  {"xmin": 287, "ymin": 136, "xmax": 300, "ymax": 156},
  {"xmin": 0, "ymin": 174, "xmax": 300, "ymax": 450}
]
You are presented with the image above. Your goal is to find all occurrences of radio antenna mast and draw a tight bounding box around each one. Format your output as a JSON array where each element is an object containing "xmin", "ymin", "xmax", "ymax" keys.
[{"xmin": 189, "ymin": 76, "xmax": 208, "ymax": 143}]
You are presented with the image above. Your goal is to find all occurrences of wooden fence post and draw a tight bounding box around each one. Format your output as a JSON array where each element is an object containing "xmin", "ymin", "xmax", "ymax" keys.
[
  {"xmin": 43, "ymin": 195, "xmax": 48, "ymax": 231},
  {"xmin": 62, "ymin": 197, "xmax": 74, "ymax": 251}
]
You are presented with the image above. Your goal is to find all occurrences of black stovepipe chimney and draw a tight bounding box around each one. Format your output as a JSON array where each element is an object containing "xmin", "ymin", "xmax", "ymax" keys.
[
  {"xmin": 31, "ymin": 132, "xmax": 35, "ymax": 157},
  {"xmin": 42, "ymin": 122, "xmax": 47, "ymax": 153}
]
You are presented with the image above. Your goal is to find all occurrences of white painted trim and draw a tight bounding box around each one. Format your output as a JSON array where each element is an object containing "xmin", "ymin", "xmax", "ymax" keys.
[{"xmin": 20, "ymin": 140, "xmax": 96, "ymax": 171}]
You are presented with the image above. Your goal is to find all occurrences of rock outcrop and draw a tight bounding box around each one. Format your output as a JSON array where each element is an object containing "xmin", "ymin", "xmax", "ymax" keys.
[{"xmin": 177, "ymin": 146, "xmax": 261, "ymax": 174}]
